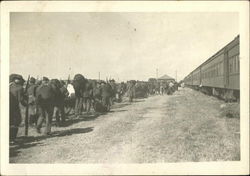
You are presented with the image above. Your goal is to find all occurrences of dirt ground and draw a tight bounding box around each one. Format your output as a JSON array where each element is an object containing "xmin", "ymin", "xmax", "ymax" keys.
[{"xmin": 10, "ymin": 87, "xmax": 240, "ymax": 163}]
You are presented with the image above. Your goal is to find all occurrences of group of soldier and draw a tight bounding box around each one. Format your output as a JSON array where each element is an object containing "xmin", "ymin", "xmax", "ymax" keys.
[{"xmin": 9, "ymin": 73, "xmax": 179, "ymax": 143}]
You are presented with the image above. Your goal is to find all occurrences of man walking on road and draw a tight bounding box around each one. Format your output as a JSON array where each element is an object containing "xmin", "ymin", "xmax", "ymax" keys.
[{"xmin": 9, "ymin": 74, "xmax": 27, "ymax": 143}]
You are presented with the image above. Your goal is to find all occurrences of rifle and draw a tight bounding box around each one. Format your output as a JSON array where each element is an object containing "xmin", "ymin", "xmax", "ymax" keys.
[{"xmin": 24, "ymin": 75, "xmax": 30, "ymax": 136}]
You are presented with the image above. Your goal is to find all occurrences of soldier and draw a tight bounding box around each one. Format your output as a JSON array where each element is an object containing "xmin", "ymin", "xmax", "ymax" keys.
[
  {"xmin": 168, "ymin": 81, "xmax": 174, "ymax": 95},
  {"xmin": 56, "ymin": 80, "xmax": 69, "ymax": 124},
  {"xmin": 27, "ymin": 77, "xmax": 38, "ymax": 126},
  {"xmin": 109, "ymin": 79, "xmax": 117, "ymax": 104},
  {"xmin": 93, "ymin": 81, "xmax": 102, "ymax": 101},
  {"xmin": 120, "ymin": 82, "xmax": 127, "ymax": 96},
  {"xmin": 116, "ymin": 83, "xmax": 124, "ymax": 102},
  {"xmin": 72, "ymin": 74, "xmax": 86, "ymax": 116},
  {"xmin": 128, "ymin": 81, "xmax": 136, "ymax": 102},
  {"xmin": 100, "ymin": 81, "xmax": 112, "ymax": 111},
  {"xmin": 160, "ymin": 82, "xmax": 164, "ymax": 95},
  {"xmin": 83, "ymin": 80, "xmax": 93, "ymax": 113},
  {"xmin": 42, "ymin": 76, "xmax": 49, "ymax": 85},
  {"xmin": 9, "ymin": 74, "xmax": 27, "ymax": 143},
  {"xmin": 51, "ymin": 79, "xmax": 66, "ymax": 127},
  {"xmin": 174, "ymin": 82, "xmax": 179, "ymax": 91},
  {"xmin": 60, "ymin": 80, "xmax": 69, "ymax": 98},
  {"xmin": 92, "ymin": 81, "xmax": 104, "ymax": 112},
  {"xmin": 35, "ymin": 78, "xmax": 62, "ymax": 134}
]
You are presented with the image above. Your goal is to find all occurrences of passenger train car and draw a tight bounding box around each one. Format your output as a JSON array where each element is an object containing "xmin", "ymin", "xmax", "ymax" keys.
[{"xmin": 184, "ymin": 35, "xmax": 239, "ymax": 101}]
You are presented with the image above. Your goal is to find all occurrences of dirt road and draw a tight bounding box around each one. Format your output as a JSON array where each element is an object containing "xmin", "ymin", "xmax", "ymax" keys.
[{"xmin": 10, "ymin": 88, "xmax": 240, "ymax": 163}]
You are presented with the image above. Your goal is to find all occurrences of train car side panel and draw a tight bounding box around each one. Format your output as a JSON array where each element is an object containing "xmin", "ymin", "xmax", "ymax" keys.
[
  {"xmin": 192, "ymin": 67, "xmax": 201, "ymax": 86},
  {"xmin": 227, "ymin": 41, "xmax": 240, "ymax": 90},
  {"xmin": 201, "ymin": 52, "xmax": 225, "ymax": 88}
]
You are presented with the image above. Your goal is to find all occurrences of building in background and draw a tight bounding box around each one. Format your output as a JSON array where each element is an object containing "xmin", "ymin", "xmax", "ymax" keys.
[{"xmin": 157, "ymin": 74, "xmax": 175, "ymax": 83}]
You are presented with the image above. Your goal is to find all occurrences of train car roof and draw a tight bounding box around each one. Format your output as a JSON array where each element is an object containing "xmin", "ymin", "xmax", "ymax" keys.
[
  {"xmin": 184, "ymin": 35, "xmax": 239, "ymax": 80},
  {"xmin": 201, "ymin": 35, "xmax": 239, "ymax": 67}
]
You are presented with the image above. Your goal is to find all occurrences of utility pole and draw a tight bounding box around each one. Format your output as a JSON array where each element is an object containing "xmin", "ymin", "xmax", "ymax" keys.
[
  {"xmin": 175, "ymin": 70, "xmax": 177, "ymax": 82},
  {"xmin": 156, "ymin": 68, "xmax": 158, "ymax": 80},
  {"xmin": 98, "ymin": 72, "xmax": 100, "ymax": 80},
  {"xmin": 69, "ymin": 67, "xmax": 71, "ymax": 80}
]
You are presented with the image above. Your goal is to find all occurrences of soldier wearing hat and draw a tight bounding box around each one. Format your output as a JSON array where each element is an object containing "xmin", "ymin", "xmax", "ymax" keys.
[
  {"xmin": 83, "ymin": 80, "xmax": 93, "ymax": 113},
  {"xmin": 128, "ymin": 80, "xmax": 136, "ymax": 102},
  {"xmin": 27, "ymin": 77, "xmax": 38, "ymax": 126},
  {"xmin": 9, "ymin": 74, "xmax": 27, "ymax": 142},
  {"xmin": 100, "ymin": 81, "xmax": 112, "ymax": 111},
  {"xmin": 50, "ymin": 79, "xmax": 67, "ymax": 127},
  {"xmin": 42, "ymin": 77, "xmax": 49, "ymax": 85},
  {"xmin": 109, "ymin": 79, "xmax": 117, "ymax": 105},
  {"xmin": 93, "ymin": 80, "xmax": 102, "ymax": 102}
]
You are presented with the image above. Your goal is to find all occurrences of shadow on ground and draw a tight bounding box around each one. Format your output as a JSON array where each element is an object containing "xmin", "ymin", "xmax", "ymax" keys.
[
  {"xmin": 132, "ymin": 99, "xmax": 146, "ymax": 103},
  {"xmin": 10, "ymin": 127, "xmax": 94, "ymax": 158},
  {"xmin": 11, "ymin": 100, "xmax": 136, "ymax": 158},
  {"xmin": 109, "ymin": 109, "xmax": 127, "ymax": 113},
  {"xmin": 51, "ymin": 111, "xmax": 109, "ymax": 127}
]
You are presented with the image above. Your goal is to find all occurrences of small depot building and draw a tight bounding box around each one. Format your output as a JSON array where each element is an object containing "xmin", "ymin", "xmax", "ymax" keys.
[{"xmin": 158, "ymin": 74, "xmax": 175, "ymax": 83}]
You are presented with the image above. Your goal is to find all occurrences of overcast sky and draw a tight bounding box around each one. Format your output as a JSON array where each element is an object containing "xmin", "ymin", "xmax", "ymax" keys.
[{"xmin": 10, "ymin": 12, "xmax": 238, "ymax": 81}]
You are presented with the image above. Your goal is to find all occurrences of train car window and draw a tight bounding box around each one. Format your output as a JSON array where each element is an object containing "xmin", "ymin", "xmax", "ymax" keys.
[
  {"xmin": 222, "ymin": 62, "xmax": 224, "ymax": 75},
  {"xmin": 235, "ymin": 56, "xmax": 238, "ymax": 73},
  {"xmin": 219, "ymin": 64, "xmax": 220, "ymax": 76},
  {"xmin": 237, "ymin": 56, "xmax": 240, "ymax": 72},
  {"xmin": 219, "ymin": 63, "xmax": 220, "ymax": 76},
  {"xmin": 234, "ymin": 56, "xmax": 237, "ymax": 73},
  {"xmin": 229, "ymin": 58, "xmax": 233, "ymax": 73},
  {"xmin": 218, "ymin": 64, "xmax": 220, "ymax": 76},
  {"xmin": 233, "ymin": 58, "xmax": 235, "ymax": 73},
  {"xmin": 231, "ymin": 57, "xmax": 234, "ymax": 73}
]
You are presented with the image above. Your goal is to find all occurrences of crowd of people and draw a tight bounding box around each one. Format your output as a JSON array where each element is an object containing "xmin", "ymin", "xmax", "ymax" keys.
[{"xmin": 9, "ymin": 73, "xmax": 180, "ymax": 143}]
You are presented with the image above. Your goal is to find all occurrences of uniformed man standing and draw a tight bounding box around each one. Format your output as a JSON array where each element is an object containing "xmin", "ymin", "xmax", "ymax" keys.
[
  {"xmin": 9, "ymin": 74, "xmax": 27, "ymax": 143},
  {"xmin": 53, "ymin": 80, "xmax": 68, "ymax": 126},
  {"xmin": 128, "ymin": 81, "xmax": 136, "ymax": 102},
  {"xmin": 41, "ymin": 77, "xmax": 49, "ymax": 85},
  {"xmin": 100, "ymin": 81, "xmax": 112, "ymax": 111},
  {"xmin": 27, "ymin": 77, "xmax": 38, "ymax": 126},
  {"xmin": 83, "ymin": 80, "xmax": 93, "ymax": 113},
  {"xmin": 109, "ymin": 79, "xmax": 117, "ymax": 104},
  {"xmin": 93, "ymin": 81, "xmax": 102, "ymax": 101}
]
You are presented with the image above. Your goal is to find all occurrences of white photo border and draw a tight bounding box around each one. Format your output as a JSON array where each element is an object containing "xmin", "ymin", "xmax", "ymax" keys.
[{"xmin": 1, "ymin": 1, "xmax": 249, "ymax": 175}]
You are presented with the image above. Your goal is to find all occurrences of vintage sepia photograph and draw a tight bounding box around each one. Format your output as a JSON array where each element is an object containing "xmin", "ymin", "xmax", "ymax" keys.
[{"xmin": 1, "ymin": 1, "xmax": 249, "ymax": 175}]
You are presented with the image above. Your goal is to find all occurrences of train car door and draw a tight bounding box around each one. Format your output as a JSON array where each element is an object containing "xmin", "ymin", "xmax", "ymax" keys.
[{"xmin": 223, "ymin": 48, "xmax": 229, "ymax": 88}]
